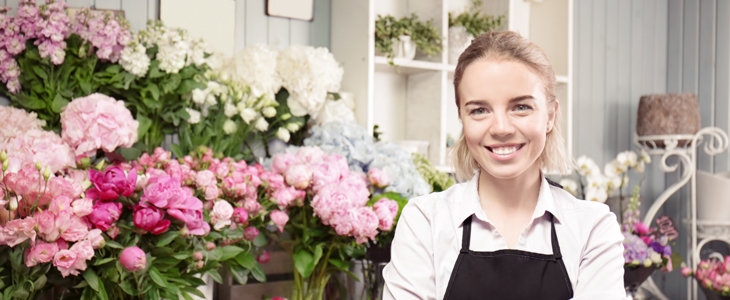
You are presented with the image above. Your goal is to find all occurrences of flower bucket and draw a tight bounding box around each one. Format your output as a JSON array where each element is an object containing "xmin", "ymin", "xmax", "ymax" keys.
[
  {"xmin": 448, "ymin": 26, "xmax": 473, "ymax": 65},
  {"xmin": 699, "ymin": 279, "xmax": 730, "ymax": 300},
  {"xmin": 623, "ymin": 265, "xmax": 657, "ymax": 297},
  {"xmin": 393, "ymin": 35, "xmax": 416, "ymax": 60}
]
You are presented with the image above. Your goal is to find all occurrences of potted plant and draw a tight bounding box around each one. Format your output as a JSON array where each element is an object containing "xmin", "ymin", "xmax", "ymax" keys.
[
  {"xmin": 448, "ymin": 0, "xmax": 504, "ymax": 64},
  {"xmin": 374, "ymin": 14, "xmax": 442, "ymax": 65}
]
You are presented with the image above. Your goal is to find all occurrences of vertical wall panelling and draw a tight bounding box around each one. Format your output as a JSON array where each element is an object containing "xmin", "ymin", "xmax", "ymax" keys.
[
  {"xmin": 5, "ymin": 0, "xmax": 18, "ymax": 15},
  {"xmin": 715, "ymin": 0, "xmax": 730, "ymax": 172},
  {"xmin": 234, "ymin": 0, "xmax": 246, "ymax": 54},
  {"xmin": 289, "ymin": 20, "xmax": 310, "ymax": 46},
  {"xmin": 309, "ymin": 0, "xmax": 330, "ymax": 48},
  {"xmin": 616, "ymin": 0, "xmax": 632, "ymax": 157},
  {"xmin": 591, "ymin": 0, "xmax": 606, "ymax": 164},
  {"xmin": 93, "ymin": 0, "xmax": 121, "ymax": 10},
  {"xmin": 604, "ymin": 0, "xmax": 618, "ymax": 162},
  {"xmin": 121, "ymin": 0, "xmax": 148, "ymax": 32},
  {"xmin": 245, "ymin": 0, "xmax": 269, "ymax": 47},
  {"xmin": 574, "ymin": 0, "xmax": 592, "ymax": 157},
  {"xmin": 147, "ymin": 0, "xmax": 157, "ymax": 21},
  {"xmin": 667, "ymin": 0, "xmax": 684, "ymax": 93},
  {"xmin": 697, "ymin": 0, "xmax": 717, "ymax": 173},
  {"xmin": 66, "ymin": 0, "xmax": 94, "ymax": 8},
  {"xmin": 268, "ymin": 15, "xmax": 290, "ymax": 48},
  {"xmin": 629, "ymin": 0, "xmax": 643, "ymax": 167}
]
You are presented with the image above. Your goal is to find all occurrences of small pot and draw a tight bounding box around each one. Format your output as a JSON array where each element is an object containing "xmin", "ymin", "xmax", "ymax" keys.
[
  {"xmin": 624, "ymin": 265, "xmax": 657, "ymax": 291},
  {"xmin": 393, "ymin": 35, "xmax": 416, "ymax": 60}
]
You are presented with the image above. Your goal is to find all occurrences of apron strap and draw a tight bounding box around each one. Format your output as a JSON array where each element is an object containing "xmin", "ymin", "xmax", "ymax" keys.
[
  {"xmin": 550, "ymin": 214, "xmax": 562, "ymax": 259},
  {"xmin": 461, "ymin": 216, "xmax": 472, "ymax": 253}
]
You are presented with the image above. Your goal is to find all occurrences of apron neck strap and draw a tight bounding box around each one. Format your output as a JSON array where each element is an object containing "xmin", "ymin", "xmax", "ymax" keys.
[
  {"xmin": 550, "ymin": 214, "xmax": 562, "ymax": 259},
  {"xmin": 460, "ymin": 216, "xmax": 472, "ymax": 253}
]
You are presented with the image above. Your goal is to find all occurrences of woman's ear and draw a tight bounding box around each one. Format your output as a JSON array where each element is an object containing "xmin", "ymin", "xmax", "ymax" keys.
[{"xmin": 547, "ymin": 100, "xmax": 559, "ymax": 133}]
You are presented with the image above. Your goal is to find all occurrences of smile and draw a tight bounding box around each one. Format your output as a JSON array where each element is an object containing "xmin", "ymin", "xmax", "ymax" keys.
[{"xmin": 486, "ymin": 144, "xmax": 525, "ymax": 156}]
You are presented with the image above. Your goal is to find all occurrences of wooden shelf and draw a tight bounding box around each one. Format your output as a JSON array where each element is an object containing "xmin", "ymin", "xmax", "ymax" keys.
[{"xmin": 374, "ymin": 56, "xmax": 445, "ymax": 74}]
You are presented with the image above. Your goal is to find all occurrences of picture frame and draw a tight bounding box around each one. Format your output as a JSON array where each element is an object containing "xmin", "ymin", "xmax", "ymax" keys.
[{"xmin": 266, "ymin": 0, "xmax": 314, "ymax": 22}]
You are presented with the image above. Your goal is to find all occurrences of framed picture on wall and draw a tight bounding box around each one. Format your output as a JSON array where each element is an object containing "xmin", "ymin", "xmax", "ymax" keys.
[{"xmin": 266, "ymin": 0, "xmax": 314, "ymax": 22}]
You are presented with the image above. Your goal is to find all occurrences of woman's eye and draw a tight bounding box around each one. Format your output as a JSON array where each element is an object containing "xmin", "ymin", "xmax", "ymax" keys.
[
  {"xmin": 469, "ymin": 108, "xmax": 487, "ymax": 115},
  {"xmin": 514, "ymin": 104, "xmax": 532, "ymax": 111}
]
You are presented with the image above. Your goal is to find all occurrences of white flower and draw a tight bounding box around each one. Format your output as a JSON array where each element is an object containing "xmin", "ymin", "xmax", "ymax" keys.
[
  {"xmin": 559, "ymin": 179, "xmax": 578, "ymax": 197},
  {"xmin": 262, "ymin": 106, "xmax": 277, "ymax": 118},
  {"xmin": 223, "ymin": 44, "xmax": 282, "ymax": 99},
  {"xmin": 119, "ymin": 43, "xmax": 150, "ymax": 77},
  {"xmin": 255, "ymin": 117, "xmax": 269, "ymax": 131},
  {"xmin": 635, "ymin": 161, "xmax": 645, "ymax": 173},
  {"xmin": 649, "ymin": 251, "xmax": 662, "ymax": 264},
  {"xmin": 211, "ymin": 200, "xmax": 234, "ymax": 231},
  {"xmin": 586, "ymin": 175, "xmax": 607, "ymax": 190},
  {"xmin": 640, "ymin": 150, "xmax": 651, "ymax": 164},
  {"xmin": 617, "ymin": 151, "xmax": 638, "ymax": 168},
  {"xmin": 224, "ymin": 102, "xmax": 238, "ymax": 118},
  {"xmin": 276, "ymin": 45, "xmax": 344, "ymax": 117},
  {"xmin": 185, "ymin": 108, "xmax": 201, "ymax": 124},
  {"xmin": 240, "ymin": 108, "xmax": 258, "ymax": 124},
  {"xmin": 286, "ymin": 122, "xmax": 301, "ymax": 132},
  {"xmin": 192, "ymin": 89, "xmax": 207, "ymax": 104},
  {"xmin": 605, "ymin": 175, "xmax": 622, "ymax": 192},
  {"xmin": 205, "ymin": 93, "xmax": 217, "ymax": 106},
  {"xmin": 223, "ymin": 119, "xmax": 237, "ymax": 134},
  {"xmin": 585, "ymin": 187, "xmax": 608, "ymax": 203},
  {"xmin": 311, "ymin": 96, "xmax": 356, "ymax": 126},
  {"xmin": 576, "ymin": 155, "xmax": 600, "ymax": 177},
  {"xmin": 276, "ymin": 127, "xmax": 291, "ymax": 142},
  {"xmin": 604, "ymin": 160, "xmax": 626, "ymax": 178}
]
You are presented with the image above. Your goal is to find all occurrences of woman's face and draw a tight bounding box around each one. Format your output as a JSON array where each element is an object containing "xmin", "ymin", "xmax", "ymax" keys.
[{"xmin": 458, "ymin": 59, "xmax": 556, "ymax": 180}]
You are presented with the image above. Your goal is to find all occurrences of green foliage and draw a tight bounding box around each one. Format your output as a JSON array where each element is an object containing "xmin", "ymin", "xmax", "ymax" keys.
[
  {"xmin": 411, "ymin": 152, "xmax": 455, "ymax": 193},
  {"xmin": 374, "ymin": 14, "xmax": 443, "ymax": 63},
  {"xmin": 448, "ymin": 0, "xmax": 505, "ymax": 37}
]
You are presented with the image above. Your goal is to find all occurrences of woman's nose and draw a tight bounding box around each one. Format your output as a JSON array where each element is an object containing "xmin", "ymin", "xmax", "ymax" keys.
[{"xmin": 488, "ymin": 112, "xmax": 515, "ymax": 137}]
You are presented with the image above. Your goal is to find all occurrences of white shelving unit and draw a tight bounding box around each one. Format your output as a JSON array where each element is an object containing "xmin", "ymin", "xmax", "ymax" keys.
[{"xmin": 331, "ymin": 0, "xmax": 573, "ymax": 172}]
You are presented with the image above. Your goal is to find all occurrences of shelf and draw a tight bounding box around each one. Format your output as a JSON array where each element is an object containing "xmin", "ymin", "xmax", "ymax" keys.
[
  {"xmin": 374, "ymin": 56, "xmax": 444, "ymax": 74},
  {"xmin": 555, "ymin": 75, "xmax": 570, "ymax": 84}
]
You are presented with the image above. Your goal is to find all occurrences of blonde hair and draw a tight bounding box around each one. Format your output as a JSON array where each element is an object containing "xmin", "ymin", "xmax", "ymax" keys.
[{"xmin": 451, "ymin": 30, "xmax": 573, "ymax": 182}]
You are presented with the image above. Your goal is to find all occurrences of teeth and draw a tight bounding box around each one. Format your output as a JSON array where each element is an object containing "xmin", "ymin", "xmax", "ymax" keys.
[{"xmin": 492, "ymin": 146, "xmax": 519, "ymax": 155}]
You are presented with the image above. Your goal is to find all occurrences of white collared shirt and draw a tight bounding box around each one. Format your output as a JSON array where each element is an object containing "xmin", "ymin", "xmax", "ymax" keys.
[{"xmin": 382, "ymin": 174, "xmax": 627, "ymax": 300}]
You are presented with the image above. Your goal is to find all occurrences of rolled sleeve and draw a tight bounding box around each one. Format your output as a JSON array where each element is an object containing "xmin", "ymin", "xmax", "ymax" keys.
[
  {"xmin": 383, "ymin": 200, "xmax": 436, "ymax": 300},
  {"xmin": 574, "ymin": 209, "xmax": 628, "ymax": 300}
]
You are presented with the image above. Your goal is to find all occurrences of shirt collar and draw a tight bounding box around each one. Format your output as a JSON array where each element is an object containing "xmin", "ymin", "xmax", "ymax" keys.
[{"xmin": 451, "ymin": 172, "xmax": 564, "ymax": 228}]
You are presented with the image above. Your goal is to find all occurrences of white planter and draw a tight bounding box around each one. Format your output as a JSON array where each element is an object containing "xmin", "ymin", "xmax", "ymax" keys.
[
  {"xmin": 697, "ymin": 170, "xmax": 730, "ymax": 223},
  {"xmin": 393, "ymin": 35, "xmax": 417, "ymax": 60},
  {"xmin": 448, "ymin": 26, "xmax": 474, "ymax": 65}
]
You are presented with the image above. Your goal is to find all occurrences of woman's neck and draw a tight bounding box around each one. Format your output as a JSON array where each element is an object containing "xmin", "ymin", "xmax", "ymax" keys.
[{"xmin": 477, "ymin": 167, "xmax": 542, "ymax": 214}]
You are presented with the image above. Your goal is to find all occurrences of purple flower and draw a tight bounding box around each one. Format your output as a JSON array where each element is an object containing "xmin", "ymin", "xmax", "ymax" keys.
[{"xmin": 623, "ymin": 232, "xmax": 649, "ymax": 263}]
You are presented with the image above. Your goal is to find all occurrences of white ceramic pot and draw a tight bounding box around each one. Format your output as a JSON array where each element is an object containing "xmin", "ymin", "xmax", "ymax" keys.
[
  {"xmin": 448, "ymin": 26, "xmax": 474, "ymax": 65},
  {"xmin": 393, "ymin": 35, "xmax": 417, "ymax": 60}
]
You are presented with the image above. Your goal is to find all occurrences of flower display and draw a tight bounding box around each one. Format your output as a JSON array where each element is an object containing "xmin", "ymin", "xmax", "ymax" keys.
[
  {"xmin": 682, "ymin": 254, "xmax": 730, "ymax": 298},
  {"xmin": 70, "ymin": 8, "xmax": 131, "ymax": 63},
  {"xmin": 0, "ymin": 104, "xmax": 46, "ymax": 143},
  {"xmin": 222, "ymin": 44, "xmax": 282, "ymax": 100},
  {"xmin": 560, "ymin": 150, "xmax": 651, "ymax": 203},
  {"xmin": 61, "ymin": 93, "xmax": 139, "ymax": 157},
  {"xmin": 0, "ymin": 128, "xmax": 75, "ymax": 174},
  {"xmin": 276, "ymin": 45, "xmax": 344, "ymax": 117},
  {"xmin": 411, "ymin": 152, "xmax": 455, "ymax": 193}
]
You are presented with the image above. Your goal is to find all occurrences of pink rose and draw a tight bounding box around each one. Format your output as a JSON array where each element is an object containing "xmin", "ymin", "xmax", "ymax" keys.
[
  {"xmin": 141, "ymin": 175, "xmax": 184, "ymax": 208},
  {"xmin": 87, "ymin": 201, "xmax": 122, "ymax": 231},
  {"xmin": 244, "ymin": 226, "xmax": 259, "ymax": 241},
  {"xmin": 61, "ymin": 93, "xmax": 139, "ymax": 157},
  {"xmin": 232, "ymin": 207, "xmax": 249, "ymax": 226},
  {"xmin": 270, "ymin": 210, "xmax": 289, "ymax": 232},
  {"xmin": 53, "ymin": 249, "xmax": 79, "ymax": 277},
  {"xmin": 133, "ymin": 206, "xmax": 171, "ymax": 235},
  {"xmin": 211, "ymin": 200, "xmax": 234, "ymax": 231},
  {"xmin": 257, "ymin": 250, "xmax": 271, "ymax": 264},
  {"xmin": 26, "ymin": 242, "xmax": 59, "ymax": 267},
  {"xmin": 373, "ymin": 198, "xmax": 399, "ymax": 231},
  {"xmin": 72, "ymin": 198, "xmax": 94, "ymax": 217},
  {"xmin": 272, "ymin": 186, "xmax": 305, "ymax": 209},
  {"xmin": 86, "ymin": 166, "xmax": 137, "ymax": 201},
  {"xmin": 151, "ymin": 147, "xmax": 170, "ymax": 164},
  {"xmin": 195, "ymin": 170, "xmax": 216, "ymax": 188},
  {"xmin": 271, "ymin": 152, "xmax": 297, "ymax": 174},
  {"xmin": 243, "ymin": 199, "xmax": 263, "ymax": 216},
  {"xmin": 204, "ymin": 185, "xmax": 220, "ymax": 201},
  {"xmin": 120, "ymin": 246, "xmax": 147, "ymax": 272},
  {"xmin": 285, "ymin": 165, "xmax": 312, "ymax": 190},
  {"xmin": 634, "ymin": 221, "xmax": 649, "ymax": 236},
  {"xmin": 86, "ymin": 229, "xmax": 105, "ymax": 249},
  {"xmin": 368, "ymin": 168, "xmax": 390, "ymax": 188}
]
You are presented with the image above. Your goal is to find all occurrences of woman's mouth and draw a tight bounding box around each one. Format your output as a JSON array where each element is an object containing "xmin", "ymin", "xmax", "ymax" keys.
[{"xmin": 486, "ymin": 144, "xmax": 525, "ymax": 156}]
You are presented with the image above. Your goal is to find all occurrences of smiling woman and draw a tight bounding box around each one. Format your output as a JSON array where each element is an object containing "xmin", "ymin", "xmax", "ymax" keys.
[{"xmin": 382, "ymin": 30, "xmax": 627, "ymax": 300}]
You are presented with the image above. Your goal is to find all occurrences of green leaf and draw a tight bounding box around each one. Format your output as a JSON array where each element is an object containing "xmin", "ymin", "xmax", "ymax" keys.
[
  {"xmin": 170, "ymin": 144, "xmax": 185, "ymax": 160},
  {"xmin": 146, "ymin": 288, "xmax": 160, "ymax": 300},
  {"xmin": 234, "ymin": 252, "xmax": 256, "ymax": 270},
  {"xmin": 120, "ymin": 281, "xmax": 137, "ymax": 296},
  {"xmin": 220, "ymin": 246, "xmax": 245, "ymax": 261},
  {"xmin": 251, "ymin": 263, "xmax": 266, "ymax": 282},
  {"xmin": 148, "ymin": 84, "xmax": 160, "ymax": 101},
  {"xmin": 171, "ymin": 252, "xmax": 190, "ymax": 260},
  {"xmin": 136, "ymin": 114, "xmax": 153, "ymax": 140},
  {"xmin": 207, "ymin": 269, "xmax": 223, "ymax": 284},
  {"xmin": 80, "ymin": 81, "xmax": 92, "ymax": 95},
  {"xmin": 97, "ymin": 280, "xmax": 109, "ymax": 300},
  {"xmin": 72, "ymin": 280, "xmax": 90, "ymax": 289},
  {"xmin": 149, "ymin": 267, "xmax": 168, "ymax": 288},
  {"xmin": 228, "ymin": 264, "xmax": 250, "ymax": 285},
  {"xmin": 82, "ymin": 269, "xmax": 101, "ymax": 292},
  {"xmin": 176, "ymin": 107, "xmax": 190, "ymax": 120},
  {"xmin": 312, "ymin": 244, "xmax": 323, "ymax": 269},
  {"xmin": 105, "ymin": 240, "xmax": 124, "ymax": 249},
  {"xmin": 156, "ymin": 230, "xmax": 178, "ymax": 247},
  {"xmin": 162, "ymin": 73, "xmax": 182, "ymax": 93},
  {"xmin": 294, "ymin": 249, "xmax": 315, "ymax": 278},
  {"xmin": 253, "ymin": 233, "xmax": 267, "ymax": 247},
  {"xmin": 207, "ymin": 248, "xmax": 223, "ymax": 261},
  {"xmin": 11, "ymin": 288, "xmax": 28, "ymax": 299},
  {"xmin": 80, "ymin": 286, "xmax": 95, "ymax": 300},
  {"xmin": 177, "ymin": 79, "xmax": 206, "ymax": 95},
  {"xmin": 17, "ymin": 96, "xmax": 46, "ymax": 110},
  {"xmin": 51, "ymin": 94, "xmax": 69, "ymax": 113},
  {"xmin": 32, "ymin": 65, "xmax": 48, "ymax": 80},
  {"xmin": 117, "ymin": 147, "xmax": 143, "ymax": 161},
  {"xmin": 106, "ymin": 65, "xmax": 122, "ymax": 74},
  {"xmin": 181, "ymin": 286, "xmax": 206, "ymax": 298},
  {"xmin": 148, "ymin": 61, "xmax": 164, "ymax": 78},
  {"xmin": 328, "ymin": 258, "xmax": 349, "ymax": 270},
  {"xmin": 32, "ymin": 275, "xmax": 46, "ymax": 291}
]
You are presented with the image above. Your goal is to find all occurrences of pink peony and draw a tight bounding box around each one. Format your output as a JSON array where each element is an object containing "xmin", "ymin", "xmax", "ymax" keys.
[
  {"xmin": 368, "ymin": 168, "xmax": 390, "ymax": 188},
  {"xmin": 141, "ymin": 175, "xmax": 184, "ymax": 208},
  {"xmin": 1, "ymin": 129, "xmax": 75, "ymax": 174},
  {"xmin": 271, "ymin": 186, "xmax": 305, "ymax": 209},
  {"xmin": 295, "ymin": 147, "xmax": 325, "ymax": 165},
  {"xmin": 284, "ymin": 165, "xmax": 312, "ymax": 190},
  {"xmin": 340, "ymin": 173, "xmax": 370, "ymax": 206},
  {"xmin": 311, "ymin": 185, "xmax": 353, "ymax": 224},
  {"xmin": 353, "ymin": 207, "xmax": 379, "ymax": 244},
  {"xmin": 271, "ymin": 152, "xmax": 297, "ymax": 174},
  {"xmin": 310, "ymin": 162, "xmax": 342, "ymax": 192},
  {"xmin": 184, "ymin": 218, "xmax": 211, "ymax": 236},
  {"xmin": 87, "ymin": 201, "xmax": 122, "ymax": 231},
  {"xmin": 86, "ymin": 166, "xmax": 137, "ymax": 201},
  {"xmin": 270, "ymin": 210, "xmax": 289, "ymax": 232},
  {"xmin": 61, "ymin": 93, "xmax": 139, "ymax": 157},
  {"xmin": 26, "ymin": 241, "xmax": 59, "ymax": 267},
  {"xmin": 120, "ymin": 246, "xmax": 147, "ymax": 272},
  {"xmin": 373, "ymin": 198, "xmax": 399, "ymax": 231},
  {"xmin": 133, "ymin": 206, "xmax": 171, "ymax": 235},
  {"xmin": 232, "ymin": 207, "xmax": 249, "ymax": 226}
]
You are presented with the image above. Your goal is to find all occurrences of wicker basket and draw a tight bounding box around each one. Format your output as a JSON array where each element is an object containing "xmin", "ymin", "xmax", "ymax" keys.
[{"xmin": 636, "ymin": 93, "xmax": 701, "ymax": 147}]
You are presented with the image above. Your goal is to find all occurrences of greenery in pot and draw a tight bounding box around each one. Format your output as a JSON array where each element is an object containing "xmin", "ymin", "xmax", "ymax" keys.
[
  {"xmin": 374, "ymin": 14, "xmax": 442, "ymax": 64},
  {"xmin": 448, "ymin": 0, "xmax": 505, "ymax": 37}
]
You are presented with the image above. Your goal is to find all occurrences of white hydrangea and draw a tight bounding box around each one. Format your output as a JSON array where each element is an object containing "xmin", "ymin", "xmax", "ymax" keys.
[
  {"xmin": 223, "ymin": 44, "xmax": 282, "ymax": 99},
  {"xmin": 276, "ymin": 45, "xmax": 344, "ymax": 117},
  {"xmin": 311, "ymin": 92, "xmax": 356, "ymax": 126},
  {"xmin": 119, "ymin": 42, "xmax": 150, "ymax": 77}
]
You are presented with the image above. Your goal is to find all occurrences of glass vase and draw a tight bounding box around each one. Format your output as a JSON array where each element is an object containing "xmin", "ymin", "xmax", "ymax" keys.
[{"xmin": 292, "ymin": 269, "xmax": 331, "ymax": 300}]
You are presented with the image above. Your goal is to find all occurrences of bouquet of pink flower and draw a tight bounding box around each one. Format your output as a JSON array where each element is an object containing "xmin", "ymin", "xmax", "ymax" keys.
[
  {"xmin": 681, "ymin": 254, "xmax": 730, "ymax": 298},
  {"xmin": 259, "ymin": 146, "xmax": 399, "ymax": 300}
]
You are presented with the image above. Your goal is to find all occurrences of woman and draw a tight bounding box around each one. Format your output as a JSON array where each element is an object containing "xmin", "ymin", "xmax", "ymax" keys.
[{"xmin": 382, "ymin": 31, "xmax": 626, "ymax": 299}]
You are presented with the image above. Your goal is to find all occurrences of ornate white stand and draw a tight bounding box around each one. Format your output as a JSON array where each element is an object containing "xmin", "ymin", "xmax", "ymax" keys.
[{"xmin": 631, "ymin": 127, "xmax": 730, "ymax": 300}]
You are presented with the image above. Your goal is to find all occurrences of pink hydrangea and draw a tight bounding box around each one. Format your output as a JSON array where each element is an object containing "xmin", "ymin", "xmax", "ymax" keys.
[
  {"xmin": 61, "ymin": 93, "xmax": 138, "ymax": 157},
  {"xmin": 1, "ymin": 129, "xmax": 75, "ymax": 174},
  {"xmin": 0, "ymin": 106, "xmax": 45, "ymax": 143}
]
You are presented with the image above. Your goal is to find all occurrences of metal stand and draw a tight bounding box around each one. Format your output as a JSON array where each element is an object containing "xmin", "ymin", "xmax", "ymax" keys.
[{"xmin": 632, "ymin": 127, "xmax": 729, "ymax": 300}]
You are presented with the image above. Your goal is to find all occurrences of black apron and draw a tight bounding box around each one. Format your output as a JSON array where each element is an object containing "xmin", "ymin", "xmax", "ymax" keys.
[{"xmin": 443, "ymin": 214, "xmax": 574, "ymax": 299}]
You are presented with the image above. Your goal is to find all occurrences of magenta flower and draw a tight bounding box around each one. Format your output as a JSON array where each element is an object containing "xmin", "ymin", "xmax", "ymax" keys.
[
  {"xmin": 86, "ymin": 166, "xmax": 137, "ymax": 201},
  {"xmin": 120, "ymin": 246, "xmax": 146, "ymax": 272},
  {"xmin": 133, "ymin": 206, "xmax": 170, "ymax": 235},
  {"xmin": 87, "ymin": 201, "xmax": 122, "ymax": 231}
]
